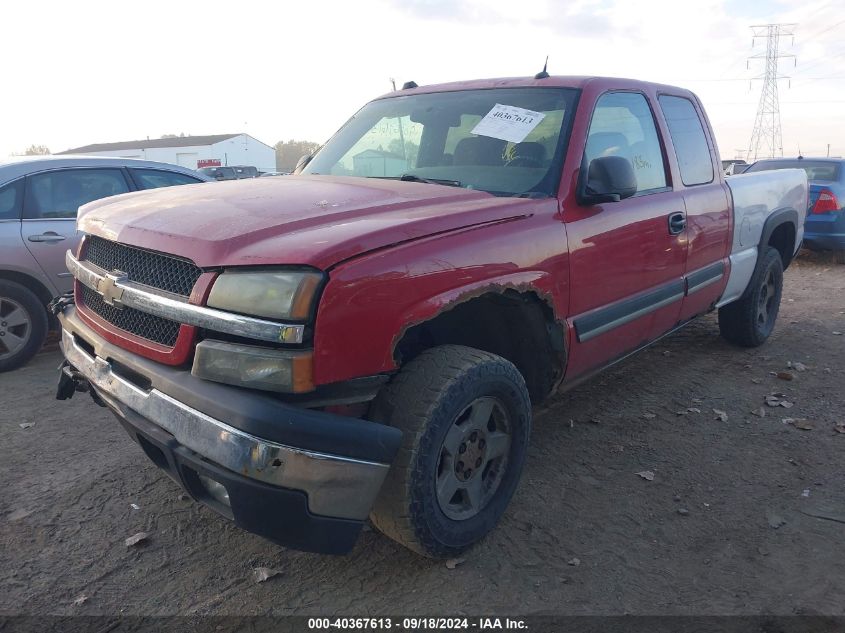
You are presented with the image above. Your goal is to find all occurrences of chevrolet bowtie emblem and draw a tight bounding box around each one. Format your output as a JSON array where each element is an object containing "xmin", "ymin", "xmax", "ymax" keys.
[{"xmin": 97, "ymin": 271, "xmax": 128, "ymax": 308}]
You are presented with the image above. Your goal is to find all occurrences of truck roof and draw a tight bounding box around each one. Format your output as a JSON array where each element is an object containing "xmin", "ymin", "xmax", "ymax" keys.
[{"xmin": 375, "ymin": 75, "xmax": 697, "ymax": 100}]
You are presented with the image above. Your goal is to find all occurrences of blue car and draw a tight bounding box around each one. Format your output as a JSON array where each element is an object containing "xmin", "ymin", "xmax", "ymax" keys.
[{"xmin": 745, "ymin": 158, "xmax": 845, "ymax": 263}]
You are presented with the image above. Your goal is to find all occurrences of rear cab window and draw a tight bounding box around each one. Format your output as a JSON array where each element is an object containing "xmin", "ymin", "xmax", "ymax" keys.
[
  {"xmin": 234, "ymin": 166, "xmax": 258, "ymax": 178},
  {"xmin": 201, "ymin": 167, "xmax": 237, "ymax": 180},
  {"xmin": 658, "ymin": 95, "xmax": 714, "ymax": 186}
]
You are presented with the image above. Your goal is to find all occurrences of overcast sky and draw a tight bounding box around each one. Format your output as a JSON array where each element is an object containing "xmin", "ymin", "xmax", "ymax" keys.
[{"xmin": 2, "ymin": 0, "xmax": 843, "ymax": 161}]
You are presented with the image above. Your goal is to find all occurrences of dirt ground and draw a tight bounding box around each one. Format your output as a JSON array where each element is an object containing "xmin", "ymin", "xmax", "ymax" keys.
[{"xmin": 2, "ymin": 252, "xmax": 844, "ymax": 617}]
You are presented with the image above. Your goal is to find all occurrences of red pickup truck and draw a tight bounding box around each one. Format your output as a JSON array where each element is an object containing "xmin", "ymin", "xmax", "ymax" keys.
[{"xmin": 54, "ymin": 76, "xmax": 807, "ymax": 558}]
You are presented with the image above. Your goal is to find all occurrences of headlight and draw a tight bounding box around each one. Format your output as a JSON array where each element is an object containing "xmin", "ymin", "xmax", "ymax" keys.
[
  {"xmin": 192, "ymin": 340, "xmax": 314, "ymax": 393},
  {"xmin": 207, "ymin": 270, "xmax": 323, "ymax": 321}
]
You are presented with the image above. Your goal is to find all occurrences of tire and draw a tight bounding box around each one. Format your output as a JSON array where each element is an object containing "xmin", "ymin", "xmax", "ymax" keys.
[
  {"xmin": 0, "ymin": 280, "xmax": 48, "ymax": 372},
  {"xmin": 369, "ymin": 345, "xmax": 531, "ymax": 558},
  {"xmin": 718, "ymin": 246, "xmax": 783, "ymax": 347}
]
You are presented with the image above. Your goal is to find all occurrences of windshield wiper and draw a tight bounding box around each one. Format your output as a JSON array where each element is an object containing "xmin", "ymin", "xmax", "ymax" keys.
[
  {"xmin": 399, "ymin": 174, "xmax": 461, "ymax": 187},
  {"xmin": 366, "ymin": 174, "xmax": 463, "ymax": 187},
  {"xmin": 399, "ymin": 174, "xmax": 462, "ymax": 187},
  {"xmin": 511, "ymin": 191, "xmax": 550, "ymax": 199}
]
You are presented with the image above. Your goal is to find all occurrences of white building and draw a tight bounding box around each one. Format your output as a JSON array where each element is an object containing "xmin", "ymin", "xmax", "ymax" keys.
[
  {"xmin": 352, "ymin": 149, "xmax": 409, "ymax": 177},
  {"xmin": 59, "ymin": 134, "xmax": 276, "ymax": 173}
]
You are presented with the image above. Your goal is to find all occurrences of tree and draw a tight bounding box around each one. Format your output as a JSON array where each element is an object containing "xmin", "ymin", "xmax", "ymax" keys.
[
  {"xmin": 274, "ymin": 139, "xmax": 321, "ymax": 172},
  {"xmin": 161, "ymin": 133, "xmax": 187, "ymax": 138},
  {"xmin": 21, "ymin": 144, "xmax": 50, "ymax": 155},
  {"xmin": 387, "ymin": 138, "xmax": 420, "ymax": 162}
]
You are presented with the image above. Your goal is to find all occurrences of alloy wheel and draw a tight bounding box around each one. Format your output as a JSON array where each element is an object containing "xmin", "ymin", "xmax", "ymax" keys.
[
  {"xmin": 0, "ymin": 297, "xmax": 32, "ymax": 361},
  {"xmin": 435, "ymin": 396, "xmax": 512, "ymax": 521},
  {"xmin": 756, "ymin": 268, "xmax": 777, "ymax": 331}
]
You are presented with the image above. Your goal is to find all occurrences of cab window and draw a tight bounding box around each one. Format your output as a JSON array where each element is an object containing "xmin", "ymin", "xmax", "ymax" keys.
[
  {"xmin": 658, "ymin": 95, "xmax": 714, "ymax": 186},
  {"xmin": 585, "ymin": 92, "xmax": 667, "ymax": 194},
  {"xmin": 332, "ymin": 114, "xmax": 425, "ymax": 176}
]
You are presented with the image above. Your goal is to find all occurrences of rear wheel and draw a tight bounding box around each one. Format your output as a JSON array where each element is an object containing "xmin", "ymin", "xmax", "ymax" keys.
[
  {"xmin": 718, "ymin": 246, "xmax": 783, "ymax": 347},
  {"xmin": 369, "ymin": 345, "xmax": 531, "ymax": 558},
  {"xmin": 0, "ymin": 281, "xmax": 48, "ymax": 372}
]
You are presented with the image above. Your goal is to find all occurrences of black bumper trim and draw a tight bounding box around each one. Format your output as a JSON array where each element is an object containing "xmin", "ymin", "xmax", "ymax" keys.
[
  {"xmin": 115, "ymin": 407, "xmax": 363, "ymax": 555},
  {"xmin": 60, "ymin": 306, "xmax": 401, "ymax": 464}
]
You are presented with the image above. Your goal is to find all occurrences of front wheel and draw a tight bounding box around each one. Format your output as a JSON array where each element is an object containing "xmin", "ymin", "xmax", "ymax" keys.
[
  {"xmin": 0, "ymin": 280, "xmax": 48, "ymax": 372},
  {"xmin": 718, "ymin": 246, "xmax": 784, "ymax": 347},
  {"xmin": 369, "ymin": 345, "xmax": 531, "ymax": 558}
]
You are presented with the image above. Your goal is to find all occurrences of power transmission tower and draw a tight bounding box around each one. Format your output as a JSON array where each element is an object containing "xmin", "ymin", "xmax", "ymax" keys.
[{"xmin": 747, "ymin": 24, "xmax": 796, "ymax": 161}]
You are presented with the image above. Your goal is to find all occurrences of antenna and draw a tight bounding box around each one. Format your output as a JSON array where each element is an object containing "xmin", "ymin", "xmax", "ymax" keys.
[{"xmin": 534, "ymin": 56, "xmax": 549, "ymax": 80}]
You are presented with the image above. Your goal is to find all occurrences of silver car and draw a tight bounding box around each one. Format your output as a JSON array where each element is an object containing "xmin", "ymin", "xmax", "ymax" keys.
[{"xmin": 0, "ymin": 155, "xmax": 211, "ymax": 371}]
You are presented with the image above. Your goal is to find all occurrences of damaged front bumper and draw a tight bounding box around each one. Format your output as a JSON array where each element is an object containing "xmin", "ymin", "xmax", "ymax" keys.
[{"xmin": 56, "ymin": 306, "xmax": 401, "ymax": 554}]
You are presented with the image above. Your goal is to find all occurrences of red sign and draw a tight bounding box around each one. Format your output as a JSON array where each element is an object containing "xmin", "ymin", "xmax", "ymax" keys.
[{"xmin": 197, "ymin": 158, "xmax": 222, "ymax": 168}]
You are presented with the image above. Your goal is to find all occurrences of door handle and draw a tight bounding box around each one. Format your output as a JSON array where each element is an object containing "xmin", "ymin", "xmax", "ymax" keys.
[
  {"xmin": 28, "ymin": 232, "xmax": 66, "ymax": 243},
  {"xmin": 668, "ymin": 212, "xmax": 686, "ymax": 235}
]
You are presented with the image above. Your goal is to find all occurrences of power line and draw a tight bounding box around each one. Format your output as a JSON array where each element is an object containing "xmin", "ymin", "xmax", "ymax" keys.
[
  {"xmin": 674, "ymin": 75, "xmax": 845, "ymax": 82},
  {"xmin": 791, "ymin": 45, "xmax": 845, "ymax": 78},
  {"xmin": 800, "ymin": 16, "xmax": 845, "ymax": 41},
  {"xmin": 789, "ymin": 1, "xmax": 833, "ymax": 39},
  {"xmin": 747, "ymin": 24, "xmax": 796, "ymax": 160},
  {"xmin": 708, "ymin": 99, "xmax": 845, "ymax": 105}
]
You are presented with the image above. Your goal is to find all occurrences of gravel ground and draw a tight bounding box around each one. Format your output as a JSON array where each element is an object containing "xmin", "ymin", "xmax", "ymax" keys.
[{"xmin": 2, "ymin": 252, "xmax": 844, "ymax": 617}]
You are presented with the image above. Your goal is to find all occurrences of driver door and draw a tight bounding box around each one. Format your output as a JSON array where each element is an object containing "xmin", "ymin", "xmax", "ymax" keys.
[{"xmin": 563, "ymin": 91, "xmax": 688, "ymax": 377}]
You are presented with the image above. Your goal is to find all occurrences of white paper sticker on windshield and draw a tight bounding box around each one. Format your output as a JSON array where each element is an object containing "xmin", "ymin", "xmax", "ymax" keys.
[{"xmin": 470, "ymin": 104, "xmax": 546, "ymax": 144}]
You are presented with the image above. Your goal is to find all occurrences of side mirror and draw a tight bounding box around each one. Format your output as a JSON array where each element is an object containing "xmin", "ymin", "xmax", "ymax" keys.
[
  {"xmin": 579, "ymin": 155, "xmax": 637, "ymax": 205},
  {"xmin": 294, "ymin": 154, "xmax": 313, "ymax": 174}
]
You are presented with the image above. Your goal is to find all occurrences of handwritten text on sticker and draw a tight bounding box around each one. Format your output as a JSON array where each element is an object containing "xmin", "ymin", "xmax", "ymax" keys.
[{"xmin": 471, "ymin": 104, "xmax": 546, "ymax": 144}]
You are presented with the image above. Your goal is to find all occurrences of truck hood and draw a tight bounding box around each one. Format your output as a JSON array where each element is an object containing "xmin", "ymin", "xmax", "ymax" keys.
[{"xmin": 78, "ymin": 175, "xmax": 534, "ymax": 269}]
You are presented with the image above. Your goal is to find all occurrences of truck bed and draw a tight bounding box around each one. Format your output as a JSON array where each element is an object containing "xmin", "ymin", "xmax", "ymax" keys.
[{"xmin": 720, "ymin": 168, "xmax": 807, "ymax": 306}]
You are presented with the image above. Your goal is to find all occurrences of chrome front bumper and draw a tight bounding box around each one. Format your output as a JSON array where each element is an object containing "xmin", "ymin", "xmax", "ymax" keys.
[{"xmin": 60, "ymin": 327, "xmax": 390, "ymax": 521}]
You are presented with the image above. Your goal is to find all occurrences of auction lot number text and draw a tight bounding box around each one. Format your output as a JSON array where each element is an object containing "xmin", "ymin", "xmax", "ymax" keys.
[{"xmin": 308, "ymin": 618, "xmax": 528, "ymax": 630}]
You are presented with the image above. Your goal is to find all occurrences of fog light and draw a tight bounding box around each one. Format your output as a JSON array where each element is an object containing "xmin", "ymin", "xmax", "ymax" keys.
[
  {"xmin": 192, "ymin": 340, "xmax": 314, "ymax": 393},
  {"xmin": 198, "ymin": 474, "xmax": 231, "ymax": 507}
]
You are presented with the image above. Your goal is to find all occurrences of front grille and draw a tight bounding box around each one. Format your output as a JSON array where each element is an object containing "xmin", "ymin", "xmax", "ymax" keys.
[
  {"xmin": 80, "ymin": 286, "xmax": 181, "ymax": 347},
  {"xmin": 80, "ymin": 236, "xmax": 201, "ymax": 349},
  {"xmin": 85, "ymin": 236, "xmax": 202, "ymax": 297}
]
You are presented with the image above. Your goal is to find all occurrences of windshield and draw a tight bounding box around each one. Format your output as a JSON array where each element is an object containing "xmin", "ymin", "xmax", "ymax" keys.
[
  {"xmin": 745, "ymin": 159, "xmax": 841, "ymax": 182},
  {"xmin": 303, "ymin": 87, "xmax": 579, "ymax": 197}
]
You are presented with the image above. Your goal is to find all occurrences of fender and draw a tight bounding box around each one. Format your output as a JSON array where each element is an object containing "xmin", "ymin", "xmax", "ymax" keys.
[
  {"xmin": 391, "ymin": 270, "xmax": 557, "ymax": 344},
  {"xmin": 721, "ymin": 167, "xmax": 806, "ymax": 308},
  {"xmin": 311, "ymin": 203, "xmax": 569, "ymax": 386},
  {"xmin": 760, "ymin": 207, "xmax": 800, "ymax": 265},
  {"xmin": 718, "ymin": 206, "xmax": 801, "ymax": 308}
]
